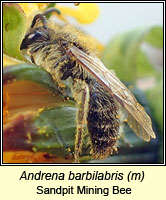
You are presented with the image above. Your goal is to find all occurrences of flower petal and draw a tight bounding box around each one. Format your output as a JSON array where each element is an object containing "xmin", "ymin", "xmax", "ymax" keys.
[
  {"xmin": 18, "ymin": 3, "xmax": 39, "ymax": 17},
  {"xmin": 3, "ymin": 54, "xmax": 24, "ymax": 67},
  {"xmin": 57, "ymin": 3, "xmax": 100, "ymax": 24}
]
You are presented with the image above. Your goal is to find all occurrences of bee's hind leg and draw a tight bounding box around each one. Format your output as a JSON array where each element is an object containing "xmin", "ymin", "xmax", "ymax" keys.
[{"xmin": 72, "ymin": 80, "xmax": 90, "ymax": 163}]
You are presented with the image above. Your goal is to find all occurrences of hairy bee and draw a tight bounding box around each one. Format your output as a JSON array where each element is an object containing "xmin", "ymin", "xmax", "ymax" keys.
[{"xmin": 20, "ymin": 9, "xmax": 156, "ymax": 163}]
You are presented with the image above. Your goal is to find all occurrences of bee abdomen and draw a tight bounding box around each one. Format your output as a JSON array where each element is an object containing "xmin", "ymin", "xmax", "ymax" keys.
[{"xmin": 87, "ymin": 81, "xmax": 120, "ymax": 159}]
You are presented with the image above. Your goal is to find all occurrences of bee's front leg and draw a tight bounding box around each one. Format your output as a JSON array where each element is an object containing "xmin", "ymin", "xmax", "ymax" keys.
[{"xmin": 72, "ymin": 79, "xmax": 90, "ymax": 163}]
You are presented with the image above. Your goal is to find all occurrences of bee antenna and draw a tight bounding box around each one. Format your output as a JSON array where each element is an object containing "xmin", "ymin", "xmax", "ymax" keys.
[
  {"xmin": 31, "ymin": 14, "xmax": 47, "ymax": 28},
  {"xmin": 31, "ymin": 8, "xmax": 61, "ymax": 28},
  {"xmin": 43, "ymin": 7, "xmax": 61, "ymax": 16}
]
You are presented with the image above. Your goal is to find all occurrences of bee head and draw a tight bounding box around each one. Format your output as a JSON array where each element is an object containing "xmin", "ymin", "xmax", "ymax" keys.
[
  {"xmin": 20, "ymin": 8, "xmax": 61, "ymax": 51},
  {"xmin": 20, "ymin": 12, "xmax": 49, "ymax": 51},
  {"xmin": 20, "ymin": 28, "xmax": 48, "ymax": 50}
]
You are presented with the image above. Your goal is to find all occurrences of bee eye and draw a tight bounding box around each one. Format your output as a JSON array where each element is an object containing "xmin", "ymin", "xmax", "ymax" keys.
[
  {"xmin": 27, "ymin": 33, "xmax": 37, "ymax": 39},
  {"xmin": 20, "ymin": 31, "xmax": 43, "ymax": 50},
  {"xmin": 28, "ymin": 31, "xmax": 43, "ymax": 41}
]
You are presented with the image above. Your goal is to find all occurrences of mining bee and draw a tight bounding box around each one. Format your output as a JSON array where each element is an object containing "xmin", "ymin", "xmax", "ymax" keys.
[{"xmin": 20, "ymin": 8, "xmax": 156, "ymax": 163}]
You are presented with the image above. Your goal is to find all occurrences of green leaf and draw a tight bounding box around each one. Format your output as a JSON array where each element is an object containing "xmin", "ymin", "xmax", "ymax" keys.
[
  {"xmin": 136, "ymin": 49, "xmax": 157, "ymax": 78},
  {"xmin": 33, "ymin": 107, "xmax": 76, "ymax": 156},
  {"xmin": 145, "ymin": 26, "xmax": 163, "ymax": 48},
  {"xmin": 3, "ymin": 107, "xmax": 76, "ymax": 158},
  {"xmin": 102, "ymin": 26, "xmax": 163, "ymax": 83},
  {"xmin": 3, "ymin": 3, "xmax": 27, "ymax": 61},
  {"xmin": 3, "ymin": 64, "xmax": 70, "ymax": 98},
  {"xmin": 3, "ymin": 63, "xmax": 76, "ymax": 159}
]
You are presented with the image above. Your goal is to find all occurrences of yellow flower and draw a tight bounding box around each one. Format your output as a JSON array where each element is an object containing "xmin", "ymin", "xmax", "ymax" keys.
[
  {"xmin": 56, "ymin": 3, "xmax": 100, "ymax": 24},
  {"xmin": 37, "ymin": 3, "xmax": 49, "ymax": 10},
  {"xmin": 18, "ymin": 3, "xmax": 49, "ymax": 19},
  {"xmin": 18, "ymin": 3, "xmax": 100, "ymax": 24},
  {"xmin": 18, "ymin": 3, "xmax": 39, "ymax": 17}
]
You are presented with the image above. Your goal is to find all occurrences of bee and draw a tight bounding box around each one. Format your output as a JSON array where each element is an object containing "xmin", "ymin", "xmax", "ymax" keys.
[{"xmin": 20, "ymin": 8, "xmax": 156, "ymax": 163}]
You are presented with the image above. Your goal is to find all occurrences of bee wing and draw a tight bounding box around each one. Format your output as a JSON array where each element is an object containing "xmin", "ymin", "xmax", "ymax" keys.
[{"xmin": 67, "ymin": 46, "xmax": 156, "ymax": 141}]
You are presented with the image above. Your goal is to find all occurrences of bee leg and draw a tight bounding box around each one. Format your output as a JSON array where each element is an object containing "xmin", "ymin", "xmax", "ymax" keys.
[{"xmin": 72, "ymin": 80, "xmax": 89, "ymax": 163}]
